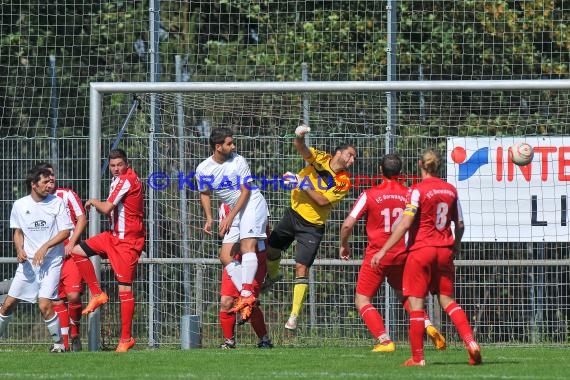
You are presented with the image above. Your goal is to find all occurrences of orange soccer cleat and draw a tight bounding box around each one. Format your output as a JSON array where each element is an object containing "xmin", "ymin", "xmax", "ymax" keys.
[
  {"xmin": 82, "ymin": 292, "xmax": 109, "ymax": 315},
  {"xmin": 116, "ymin": 337, "xmax": 136, "ymax": 352},
  {"xmin": 426, "ymin": 325, "xmax": 446, "ymax": 350},
  {"xmin": 402, "ymin": 358, "xmax": 426, "ymax": 367}
]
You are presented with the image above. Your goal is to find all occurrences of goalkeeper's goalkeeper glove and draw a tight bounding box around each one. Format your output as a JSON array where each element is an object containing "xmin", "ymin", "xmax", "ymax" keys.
[
  {"xmin": 294, "ymin": 124, "xmax": 311, "ymax": 137},
  {"xmin": 282, "ymin": 171, "xmax": 300, "ymax": 187}
]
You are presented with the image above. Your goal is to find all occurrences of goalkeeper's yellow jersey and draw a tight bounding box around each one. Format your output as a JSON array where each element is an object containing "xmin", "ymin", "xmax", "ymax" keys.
[{"xmin": 290, "ymin": 147, "xmax": 350, "ymax": 225}]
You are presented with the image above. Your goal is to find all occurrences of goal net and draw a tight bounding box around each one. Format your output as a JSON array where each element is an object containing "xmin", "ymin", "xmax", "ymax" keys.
[{"xmin": 90, "ymin": 80, "xmax": 570, "ymax": 348}]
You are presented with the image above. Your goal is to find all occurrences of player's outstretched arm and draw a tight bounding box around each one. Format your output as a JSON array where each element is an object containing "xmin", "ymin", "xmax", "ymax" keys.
[
  {"xmin": 293, "ymin": 124, "xmax": 312, "ymax": 161},
  {"xmin": 85, "ymin": 199, "xmax": 115, "ymax": 215}
]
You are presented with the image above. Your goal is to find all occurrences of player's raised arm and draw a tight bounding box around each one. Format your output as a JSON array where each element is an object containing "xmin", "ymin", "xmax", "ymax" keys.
[{"xmin": 293, "ymin": 124, "xmax": 312, "ymax": 161}]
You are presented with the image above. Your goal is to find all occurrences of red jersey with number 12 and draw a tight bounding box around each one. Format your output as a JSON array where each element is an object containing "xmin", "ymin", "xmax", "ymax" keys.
[
  {"xmin": 405, "ymin": 177, "xmax": 462, "ymax": 250},
  {"xmin": 107, "ymin": 167, "xmax": 145, "ymax": 240},
  {"xmin": 348, "ymin": 181, "xmax": 408, "ymax": 265}
]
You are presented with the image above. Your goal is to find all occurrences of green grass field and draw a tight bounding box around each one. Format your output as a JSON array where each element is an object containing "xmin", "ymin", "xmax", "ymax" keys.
[{"xmin": 0, "ymin": 346, "xmax": 568, "ymax": 379}]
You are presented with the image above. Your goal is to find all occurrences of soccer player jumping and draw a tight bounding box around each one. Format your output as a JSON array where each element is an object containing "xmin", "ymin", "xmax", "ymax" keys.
[
  {"xmin": 196, "ymin": 127, "xmax": 269, "ymax": 321},
  {"xmin": 264, "ymin": 124, "xmax": 357, "ymax": 330}
]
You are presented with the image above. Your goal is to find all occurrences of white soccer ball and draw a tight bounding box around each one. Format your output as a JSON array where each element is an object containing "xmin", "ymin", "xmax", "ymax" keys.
[{"xmin": 509, "ymin": 142, "xmax": 534, "ymax": 166}]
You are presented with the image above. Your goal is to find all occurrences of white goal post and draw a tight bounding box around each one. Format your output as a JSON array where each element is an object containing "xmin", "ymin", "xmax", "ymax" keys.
[{"xmin": 87, "ymin": 80, "xmax": 570, "ymax": 350}]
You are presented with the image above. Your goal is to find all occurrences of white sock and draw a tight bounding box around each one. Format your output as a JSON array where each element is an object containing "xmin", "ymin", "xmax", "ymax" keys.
[
  {"xmin": 425, "ymin": 318, "xmax": 433, "ymax": 328},
  {"xmin": 240, "ymin": 252, "xmax": 258, "ymax": 297},
  {"xmin": 0, "ymin": 313, "xmax": 13, "ymax": 338},
  {"xmin": 225, "ymin": 261, "xmax": 243, "ymax": 291},
  {"xmin": 45, "ymin": 314, "xmax": 63, "ymax": 344}
]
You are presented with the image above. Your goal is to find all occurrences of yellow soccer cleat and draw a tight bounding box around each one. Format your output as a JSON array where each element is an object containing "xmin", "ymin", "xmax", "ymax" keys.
[{"xmin": 372, "ymin": 341, "xmax": 396, "ymax": 352}]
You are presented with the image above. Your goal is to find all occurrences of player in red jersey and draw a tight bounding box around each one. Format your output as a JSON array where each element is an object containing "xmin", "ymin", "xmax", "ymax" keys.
[
  {"xmin": 218, "ymin": 203, "xmax": 273, "ymax": 349},
  {"xmin": 372, "ymin": 149, "xmax": 481, "ymax": 366},
  {"xmin": 340, "ymin": 154, "xmax": 445, "ymax": 352},
  {"xmin": 39, "ymin": 163, "xmax": 87, "ymax": 352},
  {"xmin": 70, "ymin": 149, "xmax": 145, "ymax": 352}
]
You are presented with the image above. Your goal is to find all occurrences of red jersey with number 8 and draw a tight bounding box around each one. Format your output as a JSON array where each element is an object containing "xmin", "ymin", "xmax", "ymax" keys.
[{"xmin": 405, "ymin": 177, "xmax": 462, "ymax": 250}]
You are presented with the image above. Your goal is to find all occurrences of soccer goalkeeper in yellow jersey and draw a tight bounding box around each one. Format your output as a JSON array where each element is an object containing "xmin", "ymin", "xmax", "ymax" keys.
[{"xmin": 263, "ymin": 124, "xmax": 357, "ymax": 330}]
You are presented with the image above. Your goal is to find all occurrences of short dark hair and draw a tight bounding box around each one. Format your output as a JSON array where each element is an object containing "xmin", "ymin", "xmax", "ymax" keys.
[
  {"xmin": 209, "ymin": 127, "xmax": 233, "ymax": 150},
  {"xmin": 333, "ymin": 143, "xmax": 356, "ymax": 154},
  {"xmin": 380, "ymin": 154, "xmax": 402, "ymax": 179},
  {"xmin": 108, "ymin": 148, "xmax": 128, "ymax": 164},
  {"xmin": 35, "ymin": 162, "xmax": 54, "ymax": 172},
  {"xmin": 25, "ymin": 166, "xmax": 53, "ymax": 193}
]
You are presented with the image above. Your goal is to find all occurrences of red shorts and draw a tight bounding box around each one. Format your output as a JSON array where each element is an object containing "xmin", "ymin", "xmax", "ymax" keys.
[
  {"xmin": 402, "ymin": 246, "xmax": 455, "ymax": 298},
  {"xmin": 82, "ymin": 231, "xmax": 145, "ymax": 284},
  {"xmin": 356, "ymin": 254, "xmax": 405, "ymax": 297},
  {"xmin": 220, "ymin": 252, "xmax": 267, "ymax": 298},
  {"xmin": 58, "ymin": 256, "xmax": 84, "ymax": 299}
]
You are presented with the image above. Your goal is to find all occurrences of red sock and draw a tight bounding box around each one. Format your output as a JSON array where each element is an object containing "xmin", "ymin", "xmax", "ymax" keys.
[
  {"xmin": 219, "ymin": 310, "xmax": 236, "ymax": 340},
  {"xmin": 249, "ymin": 307, "xmax": 267, "ymax": 338},
  {"xmin": 53, "ymin": 303, "xmax": 70, "ymax": 350},
  {"xmin": 359, "ymin": 303, "xmax": 387, "ymax": 340},
  {"xmin": 68, "ymin": 301, "xmax": 82, "ymax": 337},
  {"xmin": 409, "ymin": 310, "xmax": 425, "ymax": 362},
  {"xmin": 71, "ymin": 254, "xmax": 102, "ymax": 295},
  {"xmin": 445, "ymin": 301, "xmax": 476, "ymax": 346},
  {"xmin": 402, "ymin": 299, "xmax": 430, "ymax": 326},
  {"xmin": 119, "ymin": 290, "xmax": 135, "ymax": 340}
]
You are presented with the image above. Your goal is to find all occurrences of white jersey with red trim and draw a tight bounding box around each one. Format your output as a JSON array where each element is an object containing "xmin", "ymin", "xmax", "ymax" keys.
[{"xmin": 55, "ymin": 187, "xmax": 85, "ymax": 244}]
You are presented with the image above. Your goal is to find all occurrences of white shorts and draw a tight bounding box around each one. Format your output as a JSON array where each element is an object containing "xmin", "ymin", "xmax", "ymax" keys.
[
  {"xmin": 222, "ymin": 195, "xmax": 269, "ymax": 245},
  {"xmin": 8, "ymin": 254, "xmax": 63, "ymax": 303}
]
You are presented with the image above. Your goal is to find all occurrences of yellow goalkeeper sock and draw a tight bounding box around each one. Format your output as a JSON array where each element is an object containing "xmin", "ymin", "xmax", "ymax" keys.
[
  {"xmin": 291, "ymin": 279, "xmax": 309, "ymax": 316},
  {"xmin": 266, "ymin": 257, "xmax": 281, "ymax": 280}
]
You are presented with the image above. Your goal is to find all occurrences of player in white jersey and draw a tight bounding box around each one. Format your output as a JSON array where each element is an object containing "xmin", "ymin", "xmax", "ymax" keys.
[
  {"xmin": 195, "ymin": 127, "xmax": 269, "ymax": 316},
  {"xmin": 0, "ymin": 165, "xmax": 73, "ymax": 352}
]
